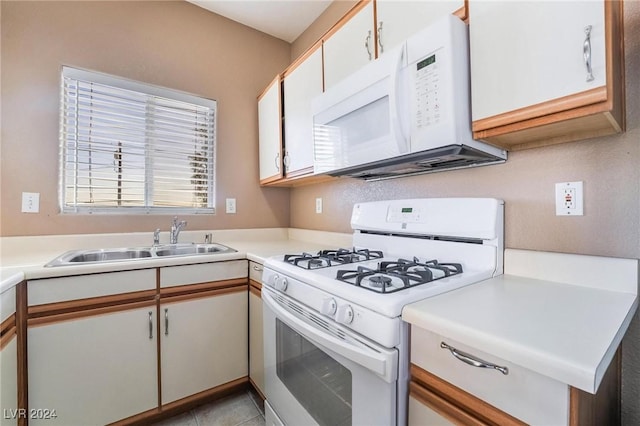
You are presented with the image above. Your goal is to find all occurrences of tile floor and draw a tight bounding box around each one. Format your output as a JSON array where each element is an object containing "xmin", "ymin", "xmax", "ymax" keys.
[{"xmin": 153, "ymin": 389, "xmax": 265, "ymax": 426}]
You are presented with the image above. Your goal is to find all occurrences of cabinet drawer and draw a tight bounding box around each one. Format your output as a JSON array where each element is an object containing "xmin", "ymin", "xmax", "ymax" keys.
[
  {"xmin": 160, "ymin": 260, "xmax": 247, "ymax": 287},
  {"xmin": 249, "ymin": 261, "xmax": 264, "ymax": 283},
  {"xmin": 28, "ymin": 269, "xmax": 156, "ymax": 306},
  {"xmin": 411, "ymin": 326, "xmax": 569, "ymax": 425}
]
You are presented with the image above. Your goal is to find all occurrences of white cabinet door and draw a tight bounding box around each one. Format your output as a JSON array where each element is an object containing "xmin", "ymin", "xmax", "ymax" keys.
[
  {"xmin": 376, "ymin": 0, "xmax": 464, "ymax": 56},
  {"xmin": 28, "ymin": 307, "xmax": 158, "ymax": 425},
  {"xmin": 258, "ymin": 76, "xmax": 283, "ymax": 183},
  {"xmin": 469, "ymin": 1, "xmax": 606, "ymax": 121},
  {"xmin": 249, "ymin": 290, "xmax": 264, "ymax": 395},
  {"xmin": 161, "ymin": 291, "xmax": 248, "ymax": 405},
  {"xmin": 283, "ymin": 46, "xmax": 323, "ymax": 176},
  {"xmin": 323, "ymin": 1, "xmax": 375, "ymax": 90},
  {"xmin": 1, "ymin": 337, "xmax": 18, "ymax": 426}
]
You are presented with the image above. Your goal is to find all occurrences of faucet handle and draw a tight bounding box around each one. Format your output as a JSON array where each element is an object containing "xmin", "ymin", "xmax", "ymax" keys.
[
  {"xmin": 153, "ymin": 228, "xmax": 161, "ymax": 246},
  {"xmin": 204, "ymin": 233, "xmax": 212, "ymax": 244}
]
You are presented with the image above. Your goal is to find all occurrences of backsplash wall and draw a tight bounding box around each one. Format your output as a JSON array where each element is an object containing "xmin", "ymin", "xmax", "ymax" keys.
[
  {"xmin": 290, "ymin": 1, "xmax": 640, "ymax": 424},
  {"xmin": 0, "ymin": 1, "xmax": 292, "ymax": 236}
]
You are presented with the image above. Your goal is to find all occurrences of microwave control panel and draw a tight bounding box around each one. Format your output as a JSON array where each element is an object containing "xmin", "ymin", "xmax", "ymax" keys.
[{"xmin": 411, "ymin": 48, "xmax": 443, "ymax": 130}]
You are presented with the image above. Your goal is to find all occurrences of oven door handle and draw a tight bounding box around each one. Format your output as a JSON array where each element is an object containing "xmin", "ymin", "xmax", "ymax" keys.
[{"xmin": 263, "ymin": 290, "xmax": 395, "ymax": 382}]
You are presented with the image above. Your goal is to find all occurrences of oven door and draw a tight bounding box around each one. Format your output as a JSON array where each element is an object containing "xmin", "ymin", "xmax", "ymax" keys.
[{"xmin": 263, "ymin": 287, "xmax": 398, "ymax": 426}]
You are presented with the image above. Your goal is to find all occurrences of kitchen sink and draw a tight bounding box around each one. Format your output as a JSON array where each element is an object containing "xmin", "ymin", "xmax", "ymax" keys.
[
  {"xmin": 45, "ymin": 243, "xmax": 236, "ymax": 267},
  {"xmin": 154, "ymin": 243, "xmax": 234, "ymax": 257}
]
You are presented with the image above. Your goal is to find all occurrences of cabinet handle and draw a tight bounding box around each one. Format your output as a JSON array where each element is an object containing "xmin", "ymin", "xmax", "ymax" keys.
[
  {"xmin": 253, "ymin": 264, "xmax": 263, "ymax": 272},
  {"xmin": 440, "ymin": 341, "xmax": 509, "ymax": 375},
  {"xmin": 283, "ymin": 151, "xmax": 290, "ymax": 170},
  {"xmin": 275, "ymin": 152, "xmax": 280, "ymax": 171},
  {"xmin": 365, "ymin": 30, "xmax": 373, "ymax": 60},
  {"xmin": 164, "ymin": 308, "xmax": 169, "ymax": 336},
  {"xmin": 377, "ymin": 21, "xmax": 384, "ymax": 54},
  {"xmin": 583, "ymin": 25, "xmax": 594, "ymax": 82},
  {"xmin": 148, "ymin": 311, "xmax": 153, "ymax": 339}
]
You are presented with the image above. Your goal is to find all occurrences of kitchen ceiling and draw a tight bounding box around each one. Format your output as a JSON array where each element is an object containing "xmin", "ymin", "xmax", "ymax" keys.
[{"xmin": 187, "ymin": 0, "xmax": 332, "ymax": 43}]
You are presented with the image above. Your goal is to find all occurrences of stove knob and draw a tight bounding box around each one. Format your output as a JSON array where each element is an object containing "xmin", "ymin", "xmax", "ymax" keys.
[
  {"xmin": 336, "ymin": 305, "xmax": 354, "ymax": 325},
  {"xmin": 270, "ymin": 274, "xmax": 279, "ymax": 287},
  {"xmin": 276, "ymin": 277, "xmax": 288, "ymax": 292},
  {"xmin": 321, "ymin": 298, "xmax": 337, "ymax": 316}
]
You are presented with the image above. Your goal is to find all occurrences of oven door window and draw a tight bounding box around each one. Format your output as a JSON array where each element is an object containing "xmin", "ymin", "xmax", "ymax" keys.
[{"xmin": 276, "ymin": 318, "xmax": 352, "ymax": 426}]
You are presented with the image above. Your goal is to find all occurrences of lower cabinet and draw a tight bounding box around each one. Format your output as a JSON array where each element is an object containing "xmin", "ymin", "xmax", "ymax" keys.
[
  {"xmin": 28, "ymin": 305, "xmax": 158, "ymax": 425},
  {"xmin": 24, "ymin": 262, "xmax": 249, "ymax": 424},
  {"xmin": 409, "ymin": 325, "xmax": 621, "ymax": 426},
  {"xmin": 161, "ymin": 290, "xmax": 248, "ymax": 405},
  {"xmin": 248, "ymin": 261, "xmax": 265, "ymax": 396}
]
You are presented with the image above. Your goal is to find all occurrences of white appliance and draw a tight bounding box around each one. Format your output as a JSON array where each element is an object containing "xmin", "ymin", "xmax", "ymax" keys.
[
  {"xmin": 262, "ymin": 198, "xmax": 504, "ymax": 426},
  {"xmin": 312, "ymin": 15, "xmax": 506, "ymax": 181}
]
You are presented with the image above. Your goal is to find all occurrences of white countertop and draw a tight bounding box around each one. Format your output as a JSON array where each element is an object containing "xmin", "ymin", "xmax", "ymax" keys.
[
  {"xmin": 402, "ymin": 249, "xmax": 639, "ymax": 394},
  {"xmin": 0, "ymin": 228, "xmax": 352, "ymax": 292}
]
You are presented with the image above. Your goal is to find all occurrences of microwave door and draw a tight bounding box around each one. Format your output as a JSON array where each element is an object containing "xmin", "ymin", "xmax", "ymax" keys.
[{"xmin": 313, "ymin": 46, "xmax": 409, "ymax": 174}]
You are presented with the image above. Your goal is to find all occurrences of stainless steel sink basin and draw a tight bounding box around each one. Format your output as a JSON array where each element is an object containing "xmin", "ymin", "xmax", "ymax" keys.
[
  {"xmin": 45, "ymin": 243, "xmax": 236, "ymax": 267},
  {"xmin": 154, "ymin": 243, "xmax": 235, "ymax": 257}
]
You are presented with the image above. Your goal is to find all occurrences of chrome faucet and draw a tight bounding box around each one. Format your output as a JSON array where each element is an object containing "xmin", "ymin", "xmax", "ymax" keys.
[
  {"xmin": 169, "ymin": 216, "xmax": 187, "ymax": 244},
  {"xmin": 153, "ymin": 228, "xmax": 161, "ymax": 246}
]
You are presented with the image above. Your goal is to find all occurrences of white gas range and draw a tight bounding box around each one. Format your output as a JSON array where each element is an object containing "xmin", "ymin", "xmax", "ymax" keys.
[{"xmin": 261, "ymin": 198, "xmax": 504, "ymax": 426}]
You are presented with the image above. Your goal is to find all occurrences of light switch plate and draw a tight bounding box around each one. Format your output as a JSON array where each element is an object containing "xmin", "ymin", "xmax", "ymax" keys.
[
  {"xmin": 225, "ymin": 198, "xmax": 236, "ymax": 214},
  {"xmin": 315, "ymin": 198, "xmax": 323, "ymax": 214},
  {"xmin": 22, "ymin": 192, "xmax": 40, "ymax": 213},
  {"xmin": 555, "ymin": 182, "xmax": 584, "ymax": 216}
]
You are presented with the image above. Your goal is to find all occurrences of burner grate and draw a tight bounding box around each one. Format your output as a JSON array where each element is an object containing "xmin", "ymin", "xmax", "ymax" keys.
[
  {"xmin": 283, "ymin": 248, "xmax": 384, "ymax": 269},
  {"xmin": 336, "ymin": 258, "xmax": 463, "ymax": 294}
]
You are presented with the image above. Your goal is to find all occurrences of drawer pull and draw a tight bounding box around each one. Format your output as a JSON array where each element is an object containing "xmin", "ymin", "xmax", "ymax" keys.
[
  {"xmin": 252, "ymin": 265, "xmax": 263, "ymax": 272},
  {"xmin": 440, "ymin": 341, "xmax": 509, "ymax": 375}
]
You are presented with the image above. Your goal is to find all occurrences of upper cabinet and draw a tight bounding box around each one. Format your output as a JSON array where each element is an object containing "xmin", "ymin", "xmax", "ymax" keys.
[
  {"xmin": 258, "ymin": 75, "xmax": 283, "ymax": 184},
  {"xmin": 283, "ymin": 44, "xmax": 324, "ymax": 178},
  {"xmin": 376, "ymin": 0, "xmax": 465, "ymax": 56},
  {"xmin": 469, "ymin": 0, "xmax": 625, "ymax": 150},
  {"xmin": 323, "ymin": 1, "xmax": 375, "ymax": 90}
]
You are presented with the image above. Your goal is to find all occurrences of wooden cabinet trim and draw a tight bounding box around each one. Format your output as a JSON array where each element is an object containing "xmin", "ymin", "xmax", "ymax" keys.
[
  {"xmin": 284, "ymin": 41, "xmax": 323, "ymax": 77},
  {"xmin": 160, "ymin": 278, "xmax": 247, "ymax": 298},
  {"xmin": 28, "ymin": 289, "xmax": 158, "ymax": 319},
  {"xmin": 16, "ymin": 282, "xmax": 28, "ymax": 426},
  {"xmin": 108, "ymin": 377, "xmax": 248, "ymax": 426},
  {"xmin": 453, "ymin": 0, "xmax": 468, "ymax": 22},
  {"xmin": 410, "ymin": 381, "xmax": 488, "ymax": 426},
  {"xmin": 27, "ymin": 299, "xmax": 157, "ymax": 327},
  {"xmin": 472, "ymin": 86, "xmax": 608, "ymax": 133},
  {"xmin": 410, "ymin": 363, "xmax": 527, "ymax": 426},
  {"xmin": 160, "ymin": 284, "xmax": 247, "ymax": 305},
  {"xmin": 249, "ymin": 279, "xmax": 262, "ymax": 294},
  {"xmin": 322, "ymin": 0, "xmax": 372, "ymax": 42},
  {"xmin": 0, "ymin": 313, "xmax": 16, "ymax": 350},
  {"xmin": 257, "ymin": 74, "xmax": 282, "ymax": 101}
]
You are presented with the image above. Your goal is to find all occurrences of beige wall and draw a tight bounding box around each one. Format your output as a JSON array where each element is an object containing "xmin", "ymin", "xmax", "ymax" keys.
[
  {"xmin": 0, "ymin": 0, "xmax": 291, "ymax": 236},
  {"xmin": 289, "ymin": 2, "xmax": 640, "ymax": 424}
]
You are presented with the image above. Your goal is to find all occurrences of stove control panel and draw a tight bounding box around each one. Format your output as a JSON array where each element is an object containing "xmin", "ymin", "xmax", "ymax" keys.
[
  {"xmin": 386, "ymin": 205, "xmax": 425, "ymax": 223},
  {"xmin": 336, "ymin": 305, "xmax": 354, "ymax": 324}
]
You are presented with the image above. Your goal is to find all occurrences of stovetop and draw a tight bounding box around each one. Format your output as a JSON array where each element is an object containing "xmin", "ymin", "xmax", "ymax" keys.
[{"xmin": 282, "ymin": 248, "xmax": 463, "ymax": 294}]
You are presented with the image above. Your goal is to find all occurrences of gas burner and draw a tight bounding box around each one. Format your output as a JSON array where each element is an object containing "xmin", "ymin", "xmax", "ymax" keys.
[
  {"xmin": 284, "ymin": 252, "xmax": 333, "ymax": 269},
  {"xmin": 284, "ymin": 248, "xmax": 385, "ymax": 270},
  {"xmin": 336, "ymin": 258, "xmax": 463, "ymax": 294}
]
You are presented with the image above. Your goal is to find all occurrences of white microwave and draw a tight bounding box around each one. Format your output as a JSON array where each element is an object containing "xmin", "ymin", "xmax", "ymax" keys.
[{"xmin": 312, "ymin": 14, "xmax": 506, "ymax": 181}]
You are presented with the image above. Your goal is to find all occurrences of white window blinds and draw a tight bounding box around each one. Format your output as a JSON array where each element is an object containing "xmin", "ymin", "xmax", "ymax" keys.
[{"xmin": 60, "ymin": 67, "xmax": 216, "ymax": 214}]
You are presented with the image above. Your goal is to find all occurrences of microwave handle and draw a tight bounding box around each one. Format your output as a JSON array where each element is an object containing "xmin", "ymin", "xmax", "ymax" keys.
[
  {"xmin": 390, "ymin": 45, "xmax": 409, "ymax": 153},
  {"xmin": 263, "ymin": 289, "xmax": 393, "ymax": 382}
]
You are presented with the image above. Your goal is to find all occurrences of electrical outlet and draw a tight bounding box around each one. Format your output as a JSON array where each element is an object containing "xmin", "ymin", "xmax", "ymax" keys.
[
  {"xmin": 225, "ymin": 198, "xmax": 236, "ymax": 214},
  {"xmin": 555, "ymin": 182, "xmax": 584, "ymax": 216},
  {"xmin": 315, "ymin": 198, "xmax": 323, "ymax": 214},
  {"xmin": 21, "ymin": 192, "xmax": 40, "ymax": 213}
]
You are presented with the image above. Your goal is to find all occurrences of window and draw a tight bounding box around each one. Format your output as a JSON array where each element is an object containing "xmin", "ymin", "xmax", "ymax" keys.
[{"xmin": 59, "ymin": 67, "xmax": 217, "ymax": 214}]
